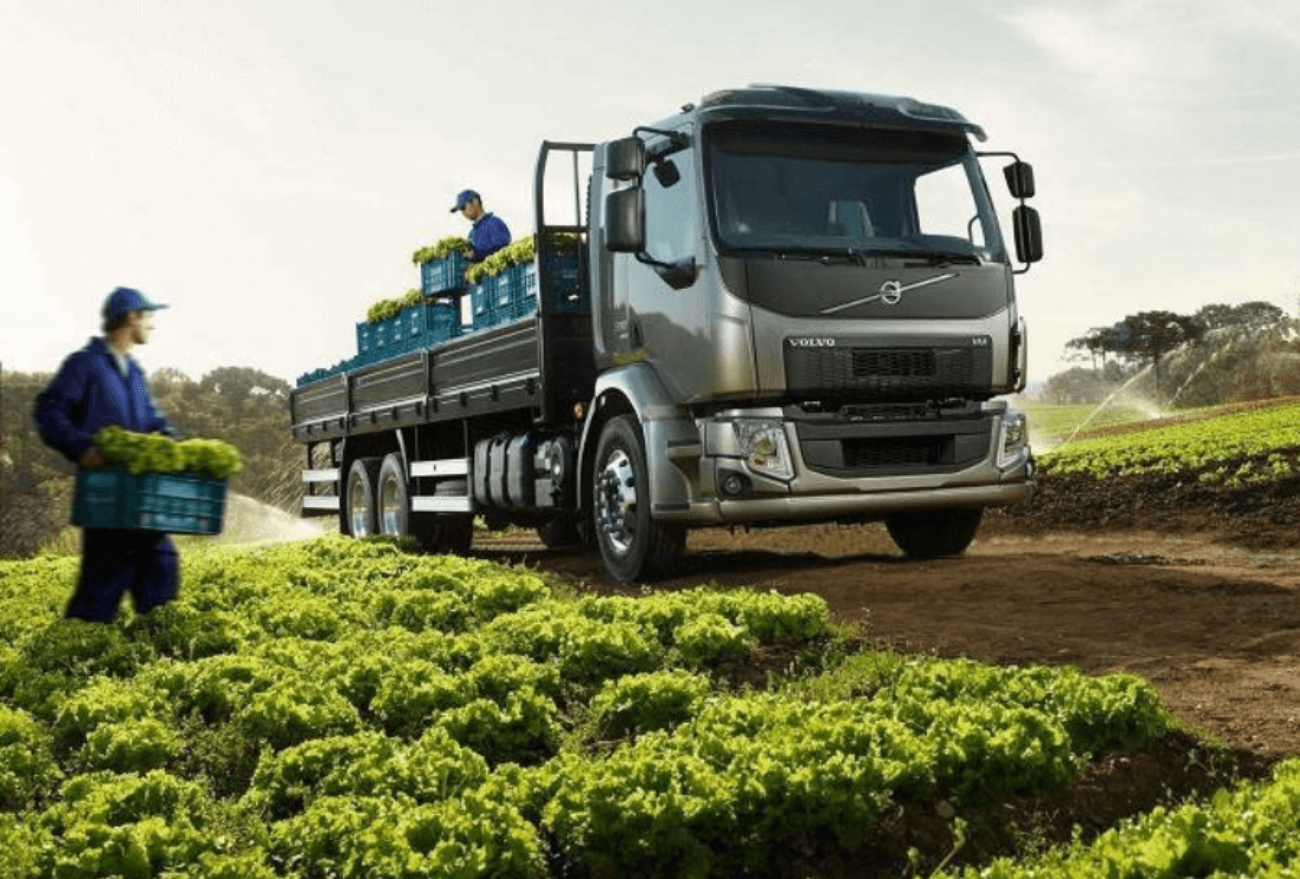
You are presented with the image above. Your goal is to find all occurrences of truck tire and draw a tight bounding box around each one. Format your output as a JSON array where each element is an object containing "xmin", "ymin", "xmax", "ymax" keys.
[
  {"xmin": 344, "ymin": 457, "xmax": 383, "ymax": 537},
  {"xmin": 885, "ymin": 507, "xmax": 984, "ymax": 559},
  {"xmin": 377, "ymin": 454, "xmax": 411, "ymax": 541},
  {"xmin": 411, "ymin": 479, "xmax": 473, "ymax": 556},
  {"xmin": 592, "ymin": 414, "xmax": 685, "ymax": 583}
]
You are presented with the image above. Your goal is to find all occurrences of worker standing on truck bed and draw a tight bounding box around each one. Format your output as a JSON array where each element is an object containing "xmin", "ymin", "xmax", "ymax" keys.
[
  {"xmin": 451, "ymin": 189, "xmax": 511, "ymax": 261},
  {"xmin": 33, "ymin": 287, "xmax": 181, "ymax": 623}
]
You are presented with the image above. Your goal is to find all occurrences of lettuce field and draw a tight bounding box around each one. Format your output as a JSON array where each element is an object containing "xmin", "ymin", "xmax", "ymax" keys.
[
  {"xmin": 1, "ymin": 536, "xmax": 1298, "ymax": 877},
  {"xmin": 1038, "ymin": 402, "xmax": 1300, "ymax": 488}
]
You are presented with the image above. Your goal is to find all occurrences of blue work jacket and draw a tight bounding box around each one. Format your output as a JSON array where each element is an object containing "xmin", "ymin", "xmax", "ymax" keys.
[
  {"xmin": 469, "ymin": 213, "xmax": 511, "ymax": 261},
  {"xmin": 34, "ymin": 337, "xmax": 174, "ymax": 465}
]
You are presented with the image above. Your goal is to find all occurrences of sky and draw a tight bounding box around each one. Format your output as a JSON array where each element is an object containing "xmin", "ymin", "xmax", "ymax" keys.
[{"xmin": 2, "ymin": 0, "xmax": 1298, "ymax": 390}]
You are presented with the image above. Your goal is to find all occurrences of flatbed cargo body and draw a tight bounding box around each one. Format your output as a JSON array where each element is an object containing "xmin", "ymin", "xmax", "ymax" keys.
[{"xmin": 291, "ymin": 316, "xmax": 559, "ymax": 443}]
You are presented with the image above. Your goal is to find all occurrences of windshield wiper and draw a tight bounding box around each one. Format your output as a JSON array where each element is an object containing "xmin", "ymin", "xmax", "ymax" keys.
[
  {"xmin": 767, "ymin": 248, "xmax": 864, "ymax": 265},
  {"xmin": 734, "ymin": 245, "xmax": 980, "ymax": 267},
  {"xmin": 864, "ymin": 249, "xmax": 981, "ymax": 267}
]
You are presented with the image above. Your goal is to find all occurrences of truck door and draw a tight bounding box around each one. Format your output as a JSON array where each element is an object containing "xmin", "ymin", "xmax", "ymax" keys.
[{"xmin": 623, "ymin": 127, "xmax": 711, "ymax": 402}]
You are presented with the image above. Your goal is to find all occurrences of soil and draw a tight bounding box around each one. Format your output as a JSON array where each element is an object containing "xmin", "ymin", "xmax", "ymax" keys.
[{"xmin": 472, "ymin": 502, "xmax": 1300, "ymax": 874}]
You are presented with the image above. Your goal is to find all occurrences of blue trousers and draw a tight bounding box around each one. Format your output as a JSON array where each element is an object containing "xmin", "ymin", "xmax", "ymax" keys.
[{"xmin": 68, "ymin": 529, "xmax": 179, "ymax": 623}]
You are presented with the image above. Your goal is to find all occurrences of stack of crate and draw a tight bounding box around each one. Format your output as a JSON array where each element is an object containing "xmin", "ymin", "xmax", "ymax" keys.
[
  {"xmin": 351, "ymin": 252, "xmax": 471, "ymax": 362},
  {"xmin": 356, "ymin": 300, "xmax": 462, "ymax": 361},
  {"xmin": 467, "ymin": 250, "xmax": 582, "ymax": 331}
]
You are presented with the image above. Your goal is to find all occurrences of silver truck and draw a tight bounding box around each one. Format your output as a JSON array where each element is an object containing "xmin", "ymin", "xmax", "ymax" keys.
[{"xmin": 289, "ymin": 84, "xmax": 1042, "ymax": 583}]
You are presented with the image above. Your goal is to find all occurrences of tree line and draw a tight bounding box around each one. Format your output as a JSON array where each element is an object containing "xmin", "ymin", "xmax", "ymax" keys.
[
  {"xmin": 0, "ymin": 365, "xmax": 302, "ymax": 557},
  {"xmin": 1045, "ymin": 301, "xmax": 1300, "ymax": 406}
]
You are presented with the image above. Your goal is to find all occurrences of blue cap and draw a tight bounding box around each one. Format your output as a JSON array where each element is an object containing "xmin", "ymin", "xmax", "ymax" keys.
[
  {"xmin": 450, "ymin": 189, "xmax": 480, "ymax": 212},
  {"xmin": 102, "ymin": 287, "xmax": 168, "ymax": 322}
]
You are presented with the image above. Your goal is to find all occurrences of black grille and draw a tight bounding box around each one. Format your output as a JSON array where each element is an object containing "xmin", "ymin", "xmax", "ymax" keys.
[
  {"xmin": 852, "ymin": 349, "xmax": 939, "ymax": 378},
  {"xmin": 785, "ymin": 340, "xmax": 991, "ymax": 399},
  {"xmin": 842, "ymin": 437, "xmax": 944, "ymax": 469},
  {"xmin": 795, "ymin": 414, "xmax": 994, "ymax": 477}
]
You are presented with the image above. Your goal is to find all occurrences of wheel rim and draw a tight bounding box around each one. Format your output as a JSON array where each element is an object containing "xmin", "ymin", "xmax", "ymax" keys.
[
  {"xmin": 596, "ymin": 448, "xmax": 637, "ymax": 555},
  {"xmin": 348, "ymin": 476, "xmax": 373, "ymax": 536},
  {"xmin": 379, "ymin": 472, "xmax": 402, "ymax": 537}
]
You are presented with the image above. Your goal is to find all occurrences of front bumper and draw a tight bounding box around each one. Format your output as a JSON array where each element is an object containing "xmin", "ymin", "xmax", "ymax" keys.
[{"xmin": 651, "ymin": 401, "xmax": 1035, "ymax": 525}]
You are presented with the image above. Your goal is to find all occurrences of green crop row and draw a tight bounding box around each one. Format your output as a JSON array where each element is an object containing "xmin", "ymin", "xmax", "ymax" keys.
[
  {"xmin": 938, "ymin": 757, "xmax": 1300, "ymax": 878},
  {"xmin": 538, "ymin": 662, "xmax": 1170, "ymax": 876},
  {"xmin": 0, "ymin": 537, "xmax": 1180, "ymax": 877},
  {"xmin": 1039, "ymin": 403, "xmax": 1300, "ymax": 486}
]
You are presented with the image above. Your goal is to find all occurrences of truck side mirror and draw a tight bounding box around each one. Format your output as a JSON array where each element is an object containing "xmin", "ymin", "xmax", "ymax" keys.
[
  {"xmin": 605, "ymin": 188, "xmax": 645, "ymax": 252},
  {"xmin": 1013, "ymin": 205, "xmax": 1043, "ymax": 264},
  {"xmin": 605, "ymin": 137, "xmax": 645, "ymax": 181},
  {"xmin": 1004, "ymin": 161, "xmax": 1035, "ymax": 199}
]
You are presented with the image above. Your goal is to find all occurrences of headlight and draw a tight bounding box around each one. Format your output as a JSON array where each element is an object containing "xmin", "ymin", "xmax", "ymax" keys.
[
  {"xmin": 998, "ymin": 410, "xmax": 1029, "ymax": 467},
  {"xmin": 734, "ymin": 419, "xmax": 794, "ymax": 481}
]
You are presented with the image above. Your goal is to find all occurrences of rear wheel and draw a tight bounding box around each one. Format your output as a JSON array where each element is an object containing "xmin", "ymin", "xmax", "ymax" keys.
[
  {"xmin": 885, "ymin": 507, "xmax": 984, "ymax": 559},
  {"xmin": 377, "ymin": 454, "xmax": 410, "ymax": 540},
  {"xmin": 344, "ymin": 458, "xmax": 382, "ymax": 537},
  {"xmin": 592, "ymin": 415, "xmax": 685, "ymax": 583}
]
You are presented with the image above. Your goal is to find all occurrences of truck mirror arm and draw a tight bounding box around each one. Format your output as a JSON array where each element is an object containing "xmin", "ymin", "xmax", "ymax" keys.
[
  {"xmin": 633, "ymin": 126, "xmax": 690, "ymax": 152},
  {"xmin": 977, "ymin": 149, "xmax": 1044, "ymax": 273}
]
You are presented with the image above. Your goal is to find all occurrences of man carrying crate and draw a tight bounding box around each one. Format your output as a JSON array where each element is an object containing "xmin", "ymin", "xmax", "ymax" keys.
[
  {"xmin": 450, "ymin": 188, "xmax": 511, "ymax": 261},
  {"xmin": 33, "ymin": 287, "xmax": 180, "ymax": 623}
]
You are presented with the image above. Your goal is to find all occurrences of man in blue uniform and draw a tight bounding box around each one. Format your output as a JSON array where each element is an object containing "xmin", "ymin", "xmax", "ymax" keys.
[
  {"xmin": 450, "ymin": 189, "xmax": 511, "ymax": 261},
  {"xmin": 34, "ymin": 287, "xmax": 180, "ymax": 623}
]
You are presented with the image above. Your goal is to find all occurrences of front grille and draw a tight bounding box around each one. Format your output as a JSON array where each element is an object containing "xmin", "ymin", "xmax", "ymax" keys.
[
  {"xmin": 795, "ymin": 414, "xmax": 994, "ymax": 477},
  {"xmin": 842, "ymin": 437, "xmax": 944, "ymax": 469},
  {"xmin": 785, "ymin": 339, "xmax": 992, "ymax": 399},
  {"xmin": 851, "ymin": 349, "xmax": 940, "ymax": 378}
]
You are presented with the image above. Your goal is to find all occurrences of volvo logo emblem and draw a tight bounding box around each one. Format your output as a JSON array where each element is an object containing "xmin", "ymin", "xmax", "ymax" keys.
[
  {"xmin": 819, "ymin": 271, "xmax": 960, "ymax": 315},
  {"xmin": 879, "ymin": 281, "xmax": 904, "ymax": 306}
]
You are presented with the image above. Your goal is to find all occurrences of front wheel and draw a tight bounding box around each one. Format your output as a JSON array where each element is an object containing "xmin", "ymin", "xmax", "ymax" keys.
[
  {"xmin": 885, "ymin": 507, "xmax": 984, "ymax": 559},
  {"xmin": 592, "ymin": 415, "xmax": 685, "ymax": 583}
]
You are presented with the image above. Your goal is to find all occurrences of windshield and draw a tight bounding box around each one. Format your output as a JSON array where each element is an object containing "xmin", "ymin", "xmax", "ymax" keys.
[{"xmin": 706, "ymin": 120, "xmax": 1005, "ymax": 263}]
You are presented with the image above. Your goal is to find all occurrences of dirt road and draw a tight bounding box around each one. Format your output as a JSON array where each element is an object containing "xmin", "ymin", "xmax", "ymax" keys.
[{"xmin": 476, "ymin": 517, "xmax": 1300, "ymax": 759}]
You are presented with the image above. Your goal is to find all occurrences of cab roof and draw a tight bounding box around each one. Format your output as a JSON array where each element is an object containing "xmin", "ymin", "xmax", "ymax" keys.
[{"xmin": 687, "ymin": 84, "xmax": 987, "ymax": 142}]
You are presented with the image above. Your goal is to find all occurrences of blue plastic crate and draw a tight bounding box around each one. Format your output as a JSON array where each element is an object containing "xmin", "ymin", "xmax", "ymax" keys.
[
  {"xmin": 73, "ymin": 467, "xmax": 227, "ymax": 534},
  {"xmin": 356, "ymin": 320, "xmax": 389, "ymax": 355},
  {"xmin": 486, "ymin": 265, "xmax": 536, "ymax": 322},
  {"xmin": 425, "ymin": 300, "xmax": 460, "ymax": 337},
  {"xmin": 469, "ymin": 281, "xmax": 492, "ymax": 323},
  {"xmin": 481, "ymin": 273, "xmax": 515, "ymax": 325},
  {"xmin": 491, "ymin": 273, "xmax": 512, "ymax": 310},
  {"xmin": 471, "ymin": 276, "xmax": 510, "ymax": 330},
  {"xmin": 504, "ymin": 264, "xmax": 534, "ymax": 301},
  {"xmin": 357, "ymin": 300, "xmax": 462, "ymax": 356},
  {"xmin": 420, "ymin": 253, "xmax": 469, "ymax": 296}
]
